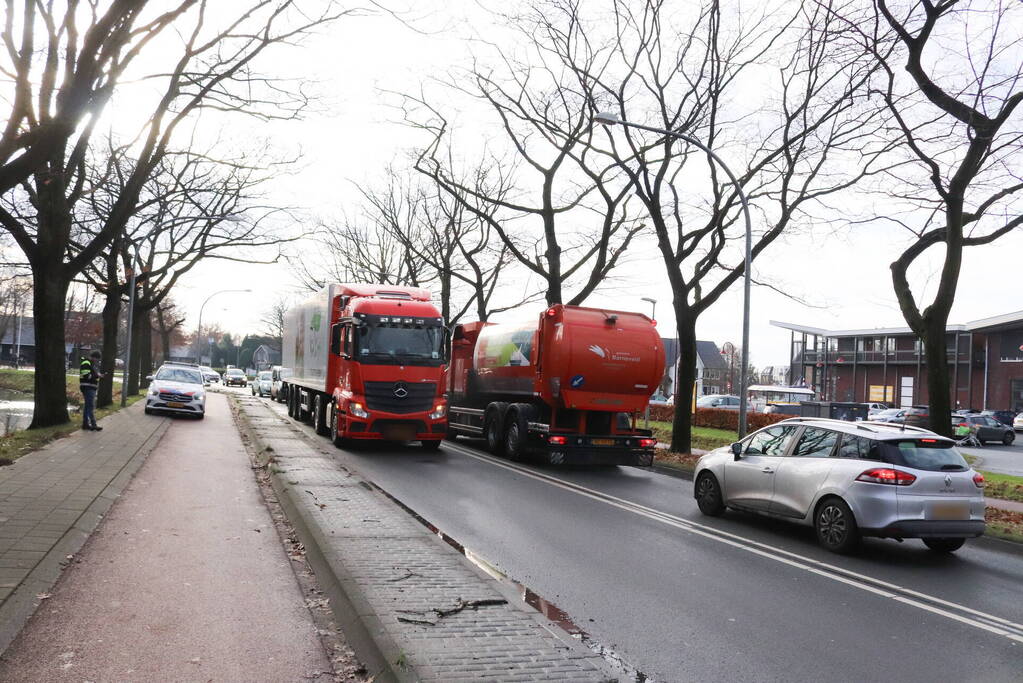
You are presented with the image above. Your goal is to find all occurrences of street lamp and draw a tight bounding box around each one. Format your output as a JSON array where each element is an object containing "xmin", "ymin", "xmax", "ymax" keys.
[
  {"xmin": 197, "ymin": 289, "xmax": 252, "ymax": 366},
  {"xmin": 640, "ymin": 296, "xmax": 657, "ymax": 321},
  {"xmin": 595, "ymin": 111, "xmax": 753, "ymax": 437}
]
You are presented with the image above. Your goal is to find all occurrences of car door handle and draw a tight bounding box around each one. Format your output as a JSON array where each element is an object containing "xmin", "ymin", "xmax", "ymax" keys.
[{"xmin": 761, "ymin": 467, "xmax": 775, "ymax": 474}]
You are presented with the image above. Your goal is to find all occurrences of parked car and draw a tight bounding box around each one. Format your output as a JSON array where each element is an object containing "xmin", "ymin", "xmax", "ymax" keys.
[
  {"xmin": 869, "ymin": 408, "xmax": 906, "ymax": 424},
  {"xmin": 953, "ymin": 414, "xmax": 1015, "ymax": 446},
  {"xmin": 693, "ymin": 418, "xmax": 985, "ymax": 553},
  {"xmin": 866, "ymin": 402, "xmax": 889, "ymax": 418},
  {"xmin": 649, "ymin": 392, "xmax": 670, "ymax": 406},
  {"xmin": 981, "ymin": 410, "xmax": 1018, "ymax": 428},
  {"xmin": 270, "ymin": 365, "xmax": 291, "ymax": 403},
  {"xmin": 902, "ymin": 406, "xmax": 931, "ymax": 428},
  {"xmin": 144, "ymin": 365, "xmax": 206, "ymax": 419},
  {"xmin": 251, "ymin": 370, "xmax": 272, "ymax": 397},
  {"xmin": 697, "ymin": 394, "xmax": 741, "ymax": 410},
  {"xmin": 223, "ymin": 368, "xmax": 247, "ymax": 387},
  {"xmin": 199, "ymin": 366, "xmax": 220, "ymax": 384},
  {"xmin": 1014, "ymin": 413, "xmax": 1023, "ymax": 432}
]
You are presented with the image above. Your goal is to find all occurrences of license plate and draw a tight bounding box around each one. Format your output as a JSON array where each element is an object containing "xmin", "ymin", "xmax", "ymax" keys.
[
  {"xmin": 166, "ymin": 401, "xmax": 185, "ymax": 408},
  {"xmin": 382, "ymin": 425, "xmax": 417, "ymax": 441},
  {"xmin": 591, "ymin": 438, "xmax": 615, "ymax": 446},
  {"xmin": 930, "ymin": 502, "xmax": 969, "ymax": 520}
]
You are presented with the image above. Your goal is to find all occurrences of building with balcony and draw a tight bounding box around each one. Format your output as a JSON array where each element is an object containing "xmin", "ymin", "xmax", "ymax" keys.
[{"xmin": 772, "ymin": 310, "xmax": 1023, "ymax": 412}]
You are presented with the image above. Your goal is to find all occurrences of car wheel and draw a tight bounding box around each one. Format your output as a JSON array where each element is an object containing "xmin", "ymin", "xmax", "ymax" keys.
[
  {"xmin": 420, "ymin": 439, "xmax": 442, "ymax": 451},
  {"xmin": 695, "ymin": 472, "xmax": 726, "ymax": 516},
  {"xmin": 923, "ymin": 537, "xmax": 966, "ymax": 553},
  {"xmin": 814, "ymin": 498, "xmax": 860, "ymax": 554},
  {"xmin": 1003, "ymin": 432, "xmax": 1015, "ymax": 446}
]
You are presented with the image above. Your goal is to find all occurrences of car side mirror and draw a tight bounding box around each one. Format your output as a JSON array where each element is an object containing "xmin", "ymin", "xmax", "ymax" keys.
[
  {"xmin": 145, "ymin": 375, "xmax": 154, "ymax": 381},
  {"xmin": 730, "ymin": 442, "xmax": 742, "ymax": 460}
]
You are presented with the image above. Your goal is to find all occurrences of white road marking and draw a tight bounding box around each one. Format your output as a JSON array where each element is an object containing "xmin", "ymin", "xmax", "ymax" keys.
[{"xmin": 444, "ymin": 441, "xmax": 1023, "ymax": 644}]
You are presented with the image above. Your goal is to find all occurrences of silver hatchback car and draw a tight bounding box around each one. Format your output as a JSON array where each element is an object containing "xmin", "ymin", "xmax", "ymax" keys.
[{"xmin": 693, "ymin": 418, "xmax": 985, "ymax": 553}]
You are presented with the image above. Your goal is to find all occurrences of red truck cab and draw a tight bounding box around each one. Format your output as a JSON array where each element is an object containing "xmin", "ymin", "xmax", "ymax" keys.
[{"xmin": 282, "ymin": 284, "xmax": 448, "ymax": 449}]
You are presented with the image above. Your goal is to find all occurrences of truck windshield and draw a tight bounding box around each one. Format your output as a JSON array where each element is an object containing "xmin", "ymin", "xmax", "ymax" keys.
[{"xmin": 357, "ymin": 322, "xmax": 444, "ymax": 366}]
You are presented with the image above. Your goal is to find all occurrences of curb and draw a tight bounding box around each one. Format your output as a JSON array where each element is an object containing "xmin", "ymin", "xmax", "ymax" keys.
[
  {"xmin": 230, "ymin": 402, "xmax": 408, "ymax": 683},
  {"xmin": 0, "ymin": 409, "xmax": 170, "ymax": 656},
  {"xmin": 230, "ymin": 397, "xmax": 614, "ymax": 682}
]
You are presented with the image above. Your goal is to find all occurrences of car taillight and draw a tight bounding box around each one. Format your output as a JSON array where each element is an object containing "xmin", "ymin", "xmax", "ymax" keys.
[
  {"xmin": 638, "ymin": 438, "xmax": 657, "ymax": 448},
  {"xmin": 549, "ymin": 435, "xmax": 567, "ymax": 445},
  {"xmin": 973, "ymin": 472, "xmax": 985, "ymax": 488},
  {"xmin": 855, "ymin": 467, "xmax": 916, "ymax": 486}
]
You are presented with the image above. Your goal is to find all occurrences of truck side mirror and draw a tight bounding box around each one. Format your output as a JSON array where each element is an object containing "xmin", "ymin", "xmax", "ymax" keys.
[{"xmin": 330, "ymin": 324, "xmax": 342, "ymax": 356}]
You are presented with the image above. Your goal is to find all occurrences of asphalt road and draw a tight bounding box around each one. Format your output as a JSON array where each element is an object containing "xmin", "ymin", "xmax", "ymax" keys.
[
  {"xmin": 961, "ymin": 435, "xmax": 1023, "ymax": 476},
  {"xmin": 0, "ymin": 393, "xmax": 333, "ymax": 682},
  {"xmin": 234, "ymin": 387, "xmax": 1023, "ymax": 682}
]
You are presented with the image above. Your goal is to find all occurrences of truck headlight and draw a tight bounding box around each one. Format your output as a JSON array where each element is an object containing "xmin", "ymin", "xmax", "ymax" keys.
[
  {"xmin": 349, "ymin": 402, "xmax": 369, "ymax": 419},
  {"xmin": 429, "ymin": 403, "xmax": 446, "ymax": 420}
]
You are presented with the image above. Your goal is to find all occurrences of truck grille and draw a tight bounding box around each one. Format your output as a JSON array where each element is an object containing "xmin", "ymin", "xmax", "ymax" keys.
[{"xmin": 364, "ymin": 381, "xmax": 435, "ymax": 414}]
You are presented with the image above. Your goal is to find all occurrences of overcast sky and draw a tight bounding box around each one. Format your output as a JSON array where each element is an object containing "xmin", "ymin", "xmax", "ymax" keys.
[{"xmin": 151, "ymin": 2, "xmax": 1023, "ymax": 367}]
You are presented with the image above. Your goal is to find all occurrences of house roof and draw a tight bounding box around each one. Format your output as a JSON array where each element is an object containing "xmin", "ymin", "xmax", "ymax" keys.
[
  {"xmin": 696, "ymin": 340, "xmax": 727, "ymax": 369},
  {"xmin": 771, "ymin": 309, "xmax": 1023, "ymax": 338}
]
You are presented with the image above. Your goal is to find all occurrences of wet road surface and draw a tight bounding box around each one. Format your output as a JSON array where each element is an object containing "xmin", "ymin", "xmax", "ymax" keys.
[
  {"xmin": 0, "ymin": 393, "xmax": 333, "ymax": 681},
  {"xmin": 247, "ymin": 387, "xmax": 1023, "ymax": 682}
]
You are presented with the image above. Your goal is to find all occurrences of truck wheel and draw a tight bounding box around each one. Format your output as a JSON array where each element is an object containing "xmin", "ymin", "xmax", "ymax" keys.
[
  {"xmin": 313, "ymin": 395, "xmax": 329, "ymax": 436},
  {"xmin": 484, "ymin": 402, "xmax": 508, "ymax": 456},
  {"xmin": 329, "ymin": 405, "xmax": 348, "ymax": 448},
  {"xmin": 504, "ymin": 403, "xmax": 534, "ymax": 462}
]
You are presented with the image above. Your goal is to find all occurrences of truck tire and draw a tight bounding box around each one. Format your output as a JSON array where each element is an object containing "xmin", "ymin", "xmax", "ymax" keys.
[
  {"xmin": 313, "ymin": 395, "xmax": 329, "ymax": 436},
  {"xmin": 484, "ymin": 402, "xmax": 509, "ymax": 456},
  {"xmin": 329, "ymin": 403, "xmax": 349, "ymax": 449},
  {"xmin": 504, "ymin": 403, "xmax": 535, "ymax": 462},
  {"xmin": 287, "ymin": 389, "xmax": 297, "ymax": 418}
]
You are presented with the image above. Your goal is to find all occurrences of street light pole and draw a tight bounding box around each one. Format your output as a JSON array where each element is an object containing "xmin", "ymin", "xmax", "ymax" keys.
[
  {"xmin": 595, "ymin": 111, "xmax": 754, "ymax": 437},
  {"xmin": 196, "ymin": 289, "xmax": 252, "ymax": 366}
]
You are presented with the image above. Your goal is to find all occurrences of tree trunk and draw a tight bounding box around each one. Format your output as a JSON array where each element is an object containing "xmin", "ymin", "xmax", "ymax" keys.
[
  {"xmin": 127, "ymin": 304, "xmax": 144, "ymax": 396},
  {"xmin": 922, "ymin": 322, "xmax": 953, "ymax": 437},
  {"xmin": 669, "ymin": 314, "xmax": 698, "ymax": 453},
  {"xmin": 97, "ymin": 286, "xmax": 122, "ymax": 408},
  {"xmin": 140, "ymin": 308, "xmax": 153, "ymax": 388},
  {"xmin": 29, "ymin": 270, "xmax": 72, "ymax": 428}
]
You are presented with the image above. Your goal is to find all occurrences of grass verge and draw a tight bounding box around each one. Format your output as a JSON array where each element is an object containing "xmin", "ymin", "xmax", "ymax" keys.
[
  {"xmin": 649, "ymin": 421, "xmax": 736, "ymax": 451},
  {"xmin": 653, "ymin": 450, "xmax": 702, "ymax": 476},
  {"xmin": 0, "ymin": 368, "xmax": 35, "ymax": 394},
  {"xmin": 0, "ymin": 392, "xmax": 144, "ymax": 465},
  {"xmin": 985, "ymin": 506, "xmax": 1023, "ymax": 544},
  {"xmin": 980, "ymin": 471, "xmax": 1023, "ymax": 503}
]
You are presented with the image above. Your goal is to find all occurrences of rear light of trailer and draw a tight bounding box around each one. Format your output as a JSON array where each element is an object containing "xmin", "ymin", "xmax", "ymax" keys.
[
  {"xmin": 548, "ymin": 435, "xmax": 567, "ymax": 445},
  {"xmin": 973, "ymin": 472, "xmax": 985, "ymax": 488},
  {"xmin": 638, "ymin": 438, "xmax": 657, "ymax": 448},
  {"xmin": 855, "ymin": 467, "xmax": 916, "ymax": 486}
]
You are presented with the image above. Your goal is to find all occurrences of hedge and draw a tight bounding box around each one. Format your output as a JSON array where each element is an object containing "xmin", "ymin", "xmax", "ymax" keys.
[{"xmin": 648, "ymin": 405, "xmax": 795, "ymax": 431}]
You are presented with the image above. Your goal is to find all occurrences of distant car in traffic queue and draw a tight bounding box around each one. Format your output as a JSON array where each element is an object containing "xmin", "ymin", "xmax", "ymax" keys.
[
  {"xmin": 144, "ymin": 365, "xmax": 206, "ymax": 419},
  {"xmin": 200, "ymin": 366, "xmax": 220, "ymax": 384},
  {"xmin": 693, "ymin": 417, "xmax": 985, "ymax": 554},
  {"xmin": 953, "ymin": 414, "xmax": 1015, "ymax": 446},
  {"xmin": 270, "ymin": 365, "xmax": 290, "ymax": 403},
  {"xmin": 223, "ymin": 368, "xmax": 247, "ymax": 387},
  {"xmin": 251, "ymin": 370, "xmax": 272, "ymax": 397}
]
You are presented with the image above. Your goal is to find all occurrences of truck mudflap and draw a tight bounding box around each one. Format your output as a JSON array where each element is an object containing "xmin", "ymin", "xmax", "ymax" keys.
[{"xmin": 543, "ymin": 444, "xmax": 655, "ymax": 467}]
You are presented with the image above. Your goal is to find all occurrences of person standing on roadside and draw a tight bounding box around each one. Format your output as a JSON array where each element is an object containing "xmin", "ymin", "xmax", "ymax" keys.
[{"xmin": 80, "ymin": 350, "xmax": 103, "ymax": 432}]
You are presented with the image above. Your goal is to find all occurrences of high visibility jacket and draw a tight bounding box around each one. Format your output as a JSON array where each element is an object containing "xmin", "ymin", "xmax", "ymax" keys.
[{"xmin": 80, "ymin": 357, "xmax": 100, "ymax": 389}]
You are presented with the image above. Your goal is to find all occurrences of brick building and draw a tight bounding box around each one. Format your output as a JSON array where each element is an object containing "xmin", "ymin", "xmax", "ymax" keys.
[{"xmin": 772, "ymin": 310, "xmax": 1023, "ymax": 412}]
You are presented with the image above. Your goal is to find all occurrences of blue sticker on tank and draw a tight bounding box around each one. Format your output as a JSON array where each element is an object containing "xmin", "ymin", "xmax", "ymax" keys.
[{"xmin": 570, "ymin": 374, "xmax": 585, "ymax": 388}]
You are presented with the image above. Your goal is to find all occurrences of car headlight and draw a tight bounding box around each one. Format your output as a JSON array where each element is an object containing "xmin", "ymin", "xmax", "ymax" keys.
[
  {"xmin": 349, "ymin": 402, "xmax": 369, "ymax": 419},
  {"xmin": 149, "ymin": 387, "xmax": 159, "ymax": 395},
  {"xmin": 429, "ymin": 403, "xmax": 447, "ymax": 420},
  {"xmin": 195, "ymin": 392, "xmax": 205, "ymax": 401}
]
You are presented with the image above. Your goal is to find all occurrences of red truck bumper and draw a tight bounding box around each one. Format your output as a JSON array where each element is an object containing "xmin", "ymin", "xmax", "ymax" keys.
[{"xmin": 342, "ymin": 415, "xmax": 446, "ymax": 442}]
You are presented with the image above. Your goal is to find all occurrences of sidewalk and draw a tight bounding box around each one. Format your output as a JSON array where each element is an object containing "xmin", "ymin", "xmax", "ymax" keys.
[
  {"xmin": 0, "ymin": 402, "xmax": 169, "ymax": 655},
  {"xmin": 233, "ymin": 395, "xmax": 613, "ymax": 682}
]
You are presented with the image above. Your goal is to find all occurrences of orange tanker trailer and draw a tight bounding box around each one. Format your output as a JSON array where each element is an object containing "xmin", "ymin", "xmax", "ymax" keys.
[{"xmin": 446, "ymin": 304, "xmax": 666, "ymax": 465}]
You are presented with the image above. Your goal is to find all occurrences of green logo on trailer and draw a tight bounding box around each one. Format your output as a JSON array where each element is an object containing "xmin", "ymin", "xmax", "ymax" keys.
[{"xmin": 310, "ymin": 312, "xmax": 322, "ymax": 331}]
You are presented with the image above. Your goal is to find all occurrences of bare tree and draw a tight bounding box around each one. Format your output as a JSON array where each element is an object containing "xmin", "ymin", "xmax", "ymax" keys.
[
  {"xmin": 406, "ymin": 50, "xmax": 645, "ymax": 306},
  {"xmin": 155, "ymin": 298, "xmax": 187, "ymax": 365},
  {"xmin": 0, "ymin": 1, "xmax": 353, "ymax": 427},
  {"xmin": 261, "ymin": 296, "xmax": 291, "ymax": 352},
  {"xmin": 529, "ymin": 0, "xmax": 891, "ymax": 450},
  {"xmin": 823, "ymin": 0, "xmax": 1023, "ymax": 436}
]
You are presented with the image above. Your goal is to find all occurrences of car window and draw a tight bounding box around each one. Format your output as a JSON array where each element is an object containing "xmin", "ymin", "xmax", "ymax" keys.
[
  {"xmin": 835, "ymin": 434, "xmax": 879, "ymax": 460},
  {"xmin": 155, "ymin": 367, "xmax": 203, "ymax": 384},
  {"xmin": 792, "ymin": 427, "xmax": 838, "ymax": 458},
  {"xmin": 879, "ymin": 439, "xmax": 968, "ymax": 472},
  {"xmin": 744, "ymin": 426, "xmax": 796, "ymax": 456}
]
